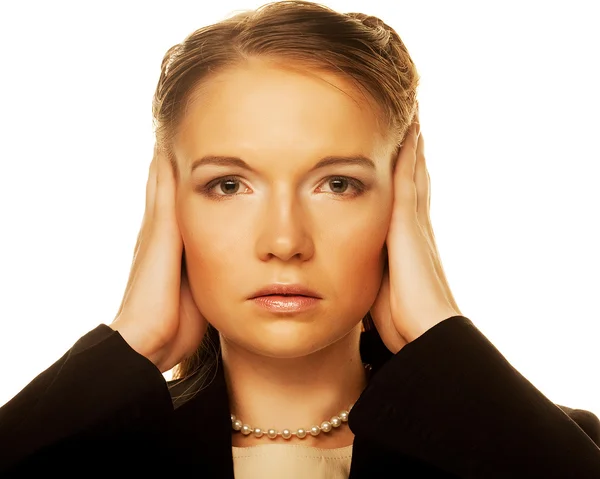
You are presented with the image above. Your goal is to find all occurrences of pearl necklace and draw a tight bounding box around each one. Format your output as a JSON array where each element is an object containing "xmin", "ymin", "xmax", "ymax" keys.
[{"xmin": 231, "ymin": 363, "xmax": 372, "ymax": 440}]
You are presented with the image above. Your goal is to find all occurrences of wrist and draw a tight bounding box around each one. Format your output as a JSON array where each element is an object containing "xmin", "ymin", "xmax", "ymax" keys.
[
  {"xmin": 110, "ymin": 319, "xmax": 167, "ymax": 371},
  {"xmin": 402, "ymin": 308, "xmax": 460, "ymax": 343}
]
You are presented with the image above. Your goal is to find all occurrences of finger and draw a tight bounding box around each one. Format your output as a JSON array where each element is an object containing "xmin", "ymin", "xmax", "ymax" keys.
[
  {"xmin": 414, "ymin": 131, "xmax": 431, "ymax": 227},
  {"xmin": 413, "ymin": 107, "xmax": 420, "ymax": 136},
  {"xmin": 412, "ymin": 130, "xmax": 438, "ymax": 257},
  {"xmin": 153, "ymin": 145, "xmax": 179, "ymax": 234},
  {"xmin": 130, "ymin": 146, "xmax": 159, "ymax": 267},
  {"xmin": 146, "ymin": 145, "xmax": 159, "ymax": 220},
  {"xmin": 130, "ymin": 147, "xmax": 159, "ymax": 261},
  {"xmin": 392, "ymin": 123, "xmax": 420, "ymax": 216},
  {"xmin": 412, "ymin": 128, "xmax": 437, "ymax": 256}
]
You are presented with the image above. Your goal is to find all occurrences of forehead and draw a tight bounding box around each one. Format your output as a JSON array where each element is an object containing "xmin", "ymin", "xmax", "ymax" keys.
[{"xmin": 174, "ymin": 60, "xmax": 389, "ymax": 167}]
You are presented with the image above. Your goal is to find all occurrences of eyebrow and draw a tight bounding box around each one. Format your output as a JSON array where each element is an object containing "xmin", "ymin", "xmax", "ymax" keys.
[{"xmin": 190, "ymin": 154, "xmax": 376, "ymax": 173}]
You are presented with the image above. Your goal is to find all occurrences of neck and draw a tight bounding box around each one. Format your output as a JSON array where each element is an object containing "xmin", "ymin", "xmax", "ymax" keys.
[{"xmin": 222, "ymin": 324, "xmax": 367, "ymax": 448}]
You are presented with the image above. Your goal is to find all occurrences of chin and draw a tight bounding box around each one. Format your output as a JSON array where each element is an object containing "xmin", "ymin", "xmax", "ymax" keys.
[{"xmin": 231, "ymin": 320, "xmax": 356, "ymax": 359}]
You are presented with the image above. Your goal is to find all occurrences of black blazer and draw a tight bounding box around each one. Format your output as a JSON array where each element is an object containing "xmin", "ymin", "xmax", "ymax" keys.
[{"xmin": 1, "ymin": 316, "xmax": 599, "ymax": 477}]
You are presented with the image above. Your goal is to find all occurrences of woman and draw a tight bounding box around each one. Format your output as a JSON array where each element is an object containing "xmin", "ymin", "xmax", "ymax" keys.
[{"xmin": 1, "ymin": 1, "xmax": 598, "ymax": 477}]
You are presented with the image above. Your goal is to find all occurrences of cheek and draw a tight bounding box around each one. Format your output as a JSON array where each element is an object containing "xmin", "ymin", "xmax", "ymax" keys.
[
  {"xmin": 319, "ymin": 198, "xmax": 391, "ymax": 303},
  {"xmin": 177, "ymin": 200, "xmax": 248, "ymax": 311}
]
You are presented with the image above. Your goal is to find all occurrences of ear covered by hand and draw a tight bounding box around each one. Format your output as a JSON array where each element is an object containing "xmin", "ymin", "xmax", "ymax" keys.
[
  {"xmin": 370, "ymin": 116, "xmax": 462, "ymax": 354},
  {"xmin": 111, "ymin": 145, "xmax": 207, "ymax": 373}
]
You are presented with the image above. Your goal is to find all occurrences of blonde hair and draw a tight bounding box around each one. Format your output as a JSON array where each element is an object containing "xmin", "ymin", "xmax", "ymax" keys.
[{"xmin": 151, "ymin": 1, "xmax": 419, "ymax": 384}]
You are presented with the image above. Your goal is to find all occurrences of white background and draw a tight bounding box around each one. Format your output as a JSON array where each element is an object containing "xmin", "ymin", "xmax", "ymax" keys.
[{"xmin": 0, "ymin": 1, "xmax": 598, "ymax": 414}]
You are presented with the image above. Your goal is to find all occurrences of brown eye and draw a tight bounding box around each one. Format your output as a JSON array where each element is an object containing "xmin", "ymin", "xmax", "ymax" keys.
[
  {"xmin": 328, "ymin": 178, "xmax": 349, "ymax": 193},
  {"xmin": 198, "ymin": 175, "xmax": 252, "ymax": 199},
  {"xmin": 219, "ymin": 179, "xmax": 241, "ymax": 195},
  {"xmin": 317, "ymin": 176, "xmax": 366, "ymax": 198}
]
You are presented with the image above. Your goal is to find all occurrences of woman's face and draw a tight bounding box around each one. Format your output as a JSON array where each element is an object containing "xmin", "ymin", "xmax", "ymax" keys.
[{"xmin": 173, "ymin": 59, "xmax": 395, "ymax": 358}]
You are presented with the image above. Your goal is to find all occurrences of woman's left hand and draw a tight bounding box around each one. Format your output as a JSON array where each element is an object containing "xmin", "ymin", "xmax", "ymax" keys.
[{"xmin": 370, "ymin": 117, "xmax": 462, "ymax": 354}]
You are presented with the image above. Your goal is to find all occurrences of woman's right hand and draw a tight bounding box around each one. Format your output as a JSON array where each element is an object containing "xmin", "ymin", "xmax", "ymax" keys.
[{"xmin": 110, "ymin": 145, "xmax": 207, "ymax": 373}]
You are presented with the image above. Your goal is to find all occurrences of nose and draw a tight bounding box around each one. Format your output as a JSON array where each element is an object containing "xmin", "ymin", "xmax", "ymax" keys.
[{"xmin": 255, "ymin": 186, "xmax": 315, "ymax": 263}]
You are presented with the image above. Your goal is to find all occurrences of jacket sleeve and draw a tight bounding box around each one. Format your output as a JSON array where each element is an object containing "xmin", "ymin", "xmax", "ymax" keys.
[
  {"xmin": 0, "ymin": 324, "xmax": 174, "ymax": 473},
  {"xmin": 349, "ymin": 316, "xmax": 600, "ymax": 478}
]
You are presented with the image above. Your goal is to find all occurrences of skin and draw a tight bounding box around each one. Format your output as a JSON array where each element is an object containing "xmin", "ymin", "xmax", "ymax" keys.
[
  {"xmin": 172, "ymin": 58, "xmax": 396, "ymax": 447},
  {"xmin": 112, "ymin": 56, "xmax": 460, "ymax": 449}
]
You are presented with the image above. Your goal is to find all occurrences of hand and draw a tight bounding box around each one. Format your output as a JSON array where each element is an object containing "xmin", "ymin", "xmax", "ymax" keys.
[
  {"xmin": 370, "ymin": 117, "xmax": 462, "ymax": 354},
  {"xmin": 111, "ymin": 145, "xmax": 207, "ymax": 373}
]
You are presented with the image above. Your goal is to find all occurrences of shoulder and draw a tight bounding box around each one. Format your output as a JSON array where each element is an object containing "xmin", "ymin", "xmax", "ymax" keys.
[{"xmin": 557, "ymin": 405, "xmax": 600, "ymax": 446}]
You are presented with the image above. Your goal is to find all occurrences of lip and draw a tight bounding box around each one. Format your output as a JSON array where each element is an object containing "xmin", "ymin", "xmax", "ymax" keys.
[
  {"xmin": 248, "ymin": 284, "xmax": 322, "ymax": 314},
  {"xmin": 249, "ymin": 284, "xmax": 322, "ymax": 300},
  {"xmin": 251, "ymin": 295, "xmax": 320, "ymax": 313}
]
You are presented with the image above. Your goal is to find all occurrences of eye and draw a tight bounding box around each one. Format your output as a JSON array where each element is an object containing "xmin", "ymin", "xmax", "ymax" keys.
[
  {"xmin": 198, "ymin": 176, "xmax": 251, "ymax": 198},
  {"xmin": 328, "ymin": 178, "xmax": 349, "ymax": 193},
  {"xmin": 317, "ymin": 176, "xmax": 366, "ymax": 197},
  {"xmin": 217, "ymin": 178, "xmax": 242, "ymax": 195}
]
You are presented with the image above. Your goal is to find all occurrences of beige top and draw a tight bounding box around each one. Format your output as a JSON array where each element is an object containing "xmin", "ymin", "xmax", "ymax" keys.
[{"xmin": 232, "ymin": 444, "xmax": 353, "ymax": 479}]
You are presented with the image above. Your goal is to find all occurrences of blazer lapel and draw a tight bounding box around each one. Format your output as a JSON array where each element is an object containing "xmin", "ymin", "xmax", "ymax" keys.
[{"xmin": 349, "ymin": 328, "xmax": 459, "ymax": 478}]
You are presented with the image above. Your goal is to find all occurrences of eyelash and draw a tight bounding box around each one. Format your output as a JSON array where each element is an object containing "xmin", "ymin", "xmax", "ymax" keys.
[{"xmin": 197, "ymin": 175, "xmax": 367, "ymax": 200}]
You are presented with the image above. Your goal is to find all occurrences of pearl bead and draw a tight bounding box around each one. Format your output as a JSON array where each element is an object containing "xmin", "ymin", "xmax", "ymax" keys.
[
  {"xmin": 320, "ymin": 421, "xmax": 332, "ymax": 432},
  {"xmin": 231, "ymin": 404, "xmax": 357, "ymax": 439}
]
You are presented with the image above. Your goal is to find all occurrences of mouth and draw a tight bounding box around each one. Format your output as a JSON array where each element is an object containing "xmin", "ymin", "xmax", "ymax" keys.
[
  {"xmin": 249, "ymin": 284, "xmax": 322, "ymax": 300},
  {"xmin": 248, "ymin": 284, "xmax": 321, "ymax": 313},
  {"xmin": 258, "ymin": 293, "xmax": 311, "ymax": 297},
  {"xmin": 250, "ymin": 294, "xmax": 321, "ymax": 313}
]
